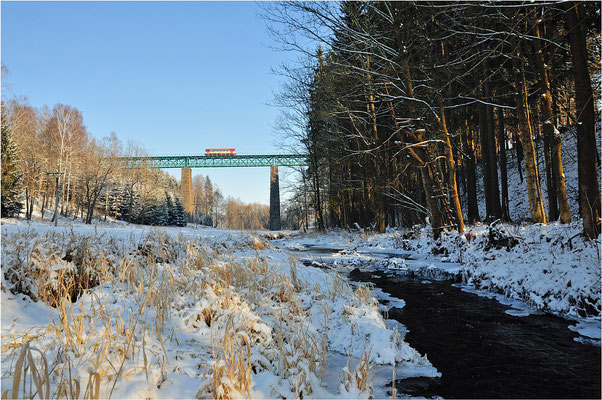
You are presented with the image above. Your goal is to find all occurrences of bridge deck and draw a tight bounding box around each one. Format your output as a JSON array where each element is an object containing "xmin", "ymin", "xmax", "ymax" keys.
[{"xmin": 122, "ymin": 154, "xmax": 308, "ymax": 168}]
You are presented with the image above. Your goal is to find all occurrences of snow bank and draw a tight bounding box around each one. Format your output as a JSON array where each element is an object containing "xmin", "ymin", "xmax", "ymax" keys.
[
  {"xmin": 275, "ymin": 222, "xmax": 600, "ymax": 319},
  {"xmin": 1, "ymin": 219, "xmax": 437, "ymax": 399},
  {"xmin": 371, "ymin": 222, "xmax": 600, "ymax": 318}
]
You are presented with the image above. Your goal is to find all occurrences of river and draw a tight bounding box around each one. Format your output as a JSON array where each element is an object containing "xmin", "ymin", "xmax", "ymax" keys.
[{"xmin": 293, "ymin": 245, "xmax": 601, "ymax": 399}]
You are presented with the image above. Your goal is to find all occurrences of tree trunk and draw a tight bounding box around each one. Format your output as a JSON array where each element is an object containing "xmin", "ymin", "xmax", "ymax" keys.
[
  {"xmin": 497, "ymin": 108, "xmax": 510, "ymax": 221},
  {"xmin": 532, "ymin": 12, "xmax": 571, "ymax": 223},
  {"xmin": 564, "ymin": 1, "xmax": 600, "ymax": 237},
  {"xmin": 25, "ymin": 187, "xmax": 31, "ymax": 220},
  {"xmin": 481, "ymin": 59, "xmax": 502, "ymax": 220},
  {"xmin": 514, "ymin": 49, "xmax": 547, "ymax": 223},
  {"xmin": 439, "ymin": 102, "xmax": 465, "ymax": 233},
  {"xmin": 40, "ymin": 189, "xmax": 46, "ymax": 219},
  {"xmin": 479, "ymin": 104, "xmax": 493, "ymax": 219},
  {"xmin": 311, "ymin": 156, "xmax": 325, "ymax": 232},
  {"xmin": 462, "ymin": 118, "xmax": 480, "ymax": 224},
  {"xmin": 515, "ymin": 131, "xmax": 524, "ymax": 183},
  {"xmin": 543, "ymin": 128, "xmax": 559, "ymax": 220},
  {"xmin": 421, "ymin": 167, "xmax": 444, "ymax": 236}
]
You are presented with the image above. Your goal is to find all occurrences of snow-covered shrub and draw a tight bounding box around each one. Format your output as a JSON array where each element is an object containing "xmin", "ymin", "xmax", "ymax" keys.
[
  {"xmin": 486, "ymin": 220, "xmax": 521, "ymax": 250},
  {"xmin": 1, "ymin": 230, "xmax": 117, "ymax": 305}
]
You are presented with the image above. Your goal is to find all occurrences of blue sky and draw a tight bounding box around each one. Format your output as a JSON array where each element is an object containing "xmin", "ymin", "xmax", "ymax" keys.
[{"xmin": 1, "ymin": 1, "xmax": 301, "ymax": 204}]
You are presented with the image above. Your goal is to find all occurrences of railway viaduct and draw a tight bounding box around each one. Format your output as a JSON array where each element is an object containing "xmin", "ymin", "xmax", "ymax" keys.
[{"xmin": 123, "ymin": 154, "xmax": 308, "ymax": 230}]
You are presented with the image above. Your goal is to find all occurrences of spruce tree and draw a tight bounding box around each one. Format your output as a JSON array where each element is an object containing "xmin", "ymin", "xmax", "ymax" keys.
[
  {"xmin": 118, "ymin": 186, "xmax": 138, "ymax": 223},
  {"xmin": 150, "ymin": 201, "xmax": 169, "ymax": 226},
  {"xmin": 1, "ymin": 110, "xmax": 23, "ymax": 217},
  {"xmin": 173, "ymin": 196, "xmax": 187, "ymax": 227},
  {"xmin": 165, "ymin": 192, "xmax": 175, "ymax": 225}
]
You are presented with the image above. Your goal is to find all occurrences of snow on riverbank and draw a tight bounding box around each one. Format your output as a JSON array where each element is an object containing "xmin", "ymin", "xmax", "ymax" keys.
[
  {"xmin": 1, "ymin": 218, "xmax": 437, "ymax": 399},
  {"xmin": 399, "ymin": 222, "xmax": 600, "ymax": 318},
  {"xmin": 275, "ymin": 221, "xmax": 601, "ymax": 344}
]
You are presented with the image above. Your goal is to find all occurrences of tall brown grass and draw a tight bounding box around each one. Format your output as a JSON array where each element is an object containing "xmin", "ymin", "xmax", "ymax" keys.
[{"xmin": 2, "ymin": 229, "xmax": 377, "ymax": 399}]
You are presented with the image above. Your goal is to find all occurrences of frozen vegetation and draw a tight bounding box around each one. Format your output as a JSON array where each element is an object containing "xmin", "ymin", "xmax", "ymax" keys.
[
  {"xmin": 1, "ymin": 215, "xmax": 600, "ymax": 399},
  {"xmin": 1, "ymin": 219, "xmax": 437, "ymax": 399}
]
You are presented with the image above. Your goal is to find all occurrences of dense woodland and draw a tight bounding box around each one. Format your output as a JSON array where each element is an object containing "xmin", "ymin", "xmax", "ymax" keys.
[
  {"xmin": 269, "ymin": 1, "xmax": 600, "ymax": 238},
  {"xmin": 1, "ymin": 90, "xmax": 271, "ymax": 229}
]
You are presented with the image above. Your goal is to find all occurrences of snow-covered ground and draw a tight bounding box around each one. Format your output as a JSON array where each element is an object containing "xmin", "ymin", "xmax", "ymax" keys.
[
  {"xmin": 2, "ymin": 214, "xmax": 599, "ymax": 400},
  {"xmin": 274, "ymin": 221, "xmax": 601, "ymax": 345},
  {"xmin": 1, "ymin": 218, "xmax": 438, "ymax": 399}
]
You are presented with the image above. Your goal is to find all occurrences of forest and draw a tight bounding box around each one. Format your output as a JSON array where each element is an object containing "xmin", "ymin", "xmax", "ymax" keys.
[
  {"xmin": 269, "ymin": 1, "xmax": 600, "ymax": 238},
  {"xmin": 0, "ymin": 93, "xmax": 270, "ymax": 229}
]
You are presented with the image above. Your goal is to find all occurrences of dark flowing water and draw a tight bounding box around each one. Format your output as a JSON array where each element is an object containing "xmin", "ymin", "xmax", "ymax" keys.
[{"xmin": 348, "ymin": 268, "xmax": 601, "ymax": 399}]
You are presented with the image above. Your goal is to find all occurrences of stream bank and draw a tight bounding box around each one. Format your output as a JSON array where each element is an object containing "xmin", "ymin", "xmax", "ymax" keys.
[{"xmin": 286, "ymin": 242, "xmax": 601, "ymax": 399}]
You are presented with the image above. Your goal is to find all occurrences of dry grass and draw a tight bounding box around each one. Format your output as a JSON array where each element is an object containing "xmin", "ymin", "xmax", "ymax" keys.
[
  {"xmin": 340, "ymin": 348, "xmax": 373, "ymax": 394},
  {"xmin": 1, "ymin": 229, "xmax": 378, "ymax": 399},
  {"xmin": 250, "ymin": 237, "xmax": 266, "ymax": 251},
  {"xmin": 356, "ymin": 284, "xmax": 375, "ymax": 306},
  {"xmin": 199, "ymin": 315, "xmax": 253, "ymax": 399},
  {"xmin": 6, "ymin": 342, "xmax": 50, "ymax": 399}
]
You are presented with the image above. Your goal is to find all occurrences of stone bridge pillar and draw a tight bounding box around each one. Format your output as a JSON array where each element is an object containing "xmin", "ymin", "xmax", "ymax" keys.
[
  {"xmin": 269, "ymin": 166, "xmax": 281, "ymax": 230},
  {"xmin": 181, "ymin": 167, "xmax": 193, "ymax": 220}
]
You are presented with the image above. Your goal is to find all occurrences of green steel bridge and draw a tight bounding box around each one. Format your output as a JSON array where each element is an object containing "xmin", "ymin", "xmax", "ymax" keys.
[
  {"xmin": 119, "ymin": 153, "xmax": 308, "ymax": 230},
  {"xmin": 122, "ymin": 154, "xmax": 308, "ymax": 169}
]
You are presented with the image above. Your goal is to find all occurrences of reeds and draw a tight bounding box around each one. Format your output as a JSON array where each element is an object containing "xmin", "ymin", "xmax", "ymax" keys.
[
  {"xmin": 340, "ymin": 348, "xmax": 373, "ymax": 394},
  {"xmin": 2, "ymin": 229, "xmax": 380, "ymax": 399}
]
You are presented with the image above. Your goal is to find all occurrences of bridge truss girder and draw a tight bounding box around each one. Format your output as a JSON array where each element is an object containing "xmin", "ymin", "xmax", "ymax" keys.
[{"xmin": 123, "ymin": 154, "xmax": 308, "ymax": 169}]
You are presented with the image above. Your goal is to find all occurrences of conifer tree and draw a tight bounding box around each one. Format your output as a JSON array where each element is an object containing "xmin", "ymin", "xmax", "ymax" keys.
[
  {"xmin": 165, "ymin": 192, "xmax": 175, "ymax": 225},
  {"xmin": 174, "ymin": 196, "xmax": 187, "ymax": 227},
  {"xmin": 1, "ymin": 108, "xmax": 23, "ymax": 217},
  {"xmin": 151, "ymin": 201, "xmax": 169, "ymax": 226}
]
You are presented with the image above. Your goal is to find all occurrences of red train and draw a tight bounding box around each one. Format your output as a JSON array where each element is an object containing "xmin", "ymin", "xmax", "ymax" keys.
[{"xmin": 205, "ymin": 148, "xmax": 236, "ymax": 156}]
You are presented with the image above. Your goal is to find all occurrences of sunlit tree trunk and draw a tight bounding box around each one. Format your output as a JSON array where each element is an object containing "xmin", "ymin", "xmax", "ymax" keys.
[
  {"xmin": 564, "ymin": 1, "xmax": 600, "ymax": 237},
  {"xmin": 514, "ymin": 49, "xmax": 547, "ymax": 223},
  {"xmin": 439, "ymin": 101, "xmax": 464, "ymax": 233},
  {"xmin": 532, "ymin": 12, "xmax": 571, "ymax": 223}
]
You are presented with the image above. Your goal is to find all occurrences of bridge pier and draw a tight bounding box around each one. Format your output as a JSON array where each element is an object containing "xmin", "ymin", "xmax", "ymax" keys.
[
  {"xmin": 269, "ymin": 166, "xmax": 281, "ymax": 231},
  {"xmin": 181, "ymin": 167, "xmax": 193, "ymax": 220}
]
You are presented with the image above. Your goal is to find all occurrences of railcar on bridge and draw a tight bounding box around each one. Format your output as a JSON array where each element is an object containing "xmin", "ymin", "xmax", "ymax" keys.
[{"xmin": 205, "ymin": 148, "xmax": 236, "ymax": 156}]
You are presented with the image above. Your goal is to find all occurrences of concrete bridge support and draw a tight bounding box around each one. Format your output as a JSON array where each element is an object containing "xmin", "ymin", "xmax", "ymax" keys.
[
  {"xmin": 269, "ymin": 166, "xmax": 281, "ymax": 230},
  {"xmin": 181, "ymin": 167, "xmax": 193, "ymax": 220}
]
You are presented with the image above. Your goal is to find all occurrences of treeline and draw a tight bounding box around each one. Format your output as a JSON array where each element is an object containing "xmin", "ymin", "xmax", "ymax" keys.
[
  {"xmin": 267, "ymin": 1, "xmax": 600, "ymax": 238},
  {"xmin": 191, "ymin": 174, "xmax": 220, "ymax": 226},
  {"xmin": 223, "ymin": 198, "xmax": 270, "ymax": 230},
  {"xmin": 1, "ymin": 96, "xmax": 273, "ymax": 230},
  {"xmin": 0, "ymin": 97, "xmax": 190, "ymax": 226}
]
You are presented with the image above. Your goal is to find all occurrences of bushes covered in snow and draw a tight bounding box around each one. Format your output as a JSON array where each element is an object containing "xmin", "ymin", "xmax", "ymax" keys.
[{"xmin": 277, "ymin": 221, "xmax": 600, "ymax": 318}]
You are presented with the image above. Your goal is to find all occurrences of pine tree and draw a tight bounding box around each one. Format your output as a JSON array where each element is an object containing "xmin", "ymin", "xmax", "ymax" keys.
[
  {"xmin": 1, "ymin": 109, "xmax": 23, "ymax": 217},
  {"xmin": 108, "ymin": 187, "xmax": 122, "ymax": 220},
  {"xmin": 173, "ymin": 196, "xmax": 187, "ymax": 227},
  {"xmin": 150, "ymin": 201, "xmax": 169, "ymax": 226},
  {"xmin": 165, "ymin": 192, "xmax": 175, "ymax": 225},
  {"xmin": 117, "ymin": 186, "xmax": 138, "ymax": 223}
]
